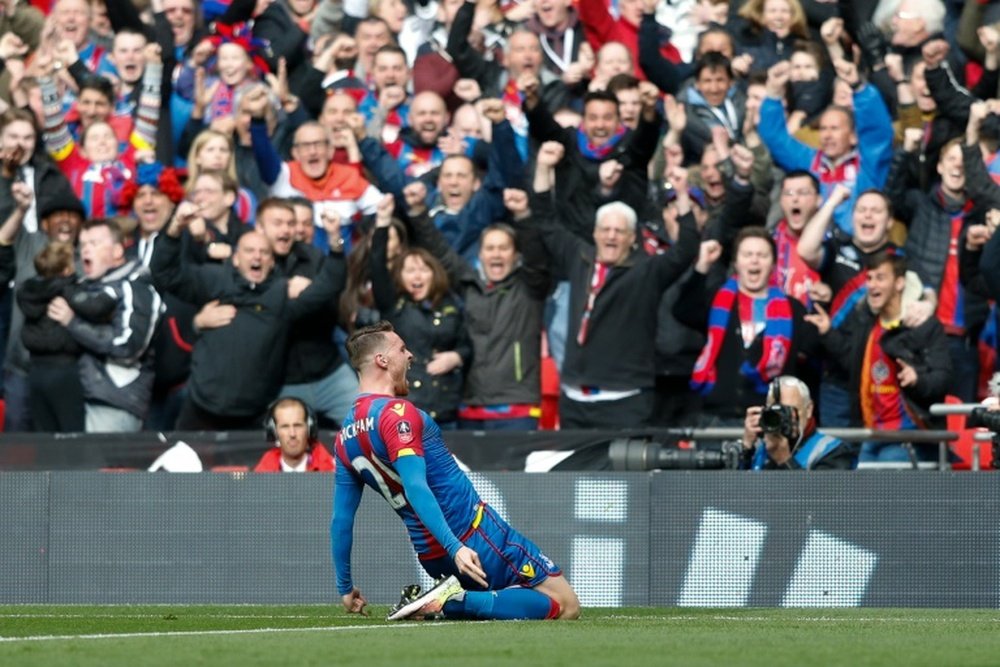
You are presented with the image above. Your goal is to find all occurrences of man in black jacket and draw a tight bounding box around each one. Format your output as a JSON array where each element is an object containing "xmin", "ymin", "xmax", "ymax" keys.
[
  {"xmin": 806, "ymin": 251, "xmax": 951, "ymax": 464},
  {"xmin": 521, "ymin": 74, "xmax": 660, "ymax": 242},
  {"xmin": 255, "ymin": 197, "xmax": 354, "ymax": 427},
  {"xmin": 151, "ymin": 200, "xmax": 344, "ymax": 430},
  {"xmin": 530, "ymin": 142, "xmax": 699, "ymax": 428}
]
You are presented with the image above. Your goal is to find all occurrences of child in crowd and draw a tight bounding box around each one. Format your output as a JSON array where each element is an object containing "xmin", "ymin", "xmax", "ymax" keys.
[{"xmin": 16, "ymin": 242, "xmax": 118, "ymax": 432}]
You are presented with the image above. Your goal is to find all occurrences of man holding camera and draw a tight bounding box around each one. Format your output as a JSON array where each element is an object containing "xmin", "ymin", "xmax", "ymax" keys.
[{"xmin": 741, "ymin": 376, "xmax": 856, "ymax": 470}]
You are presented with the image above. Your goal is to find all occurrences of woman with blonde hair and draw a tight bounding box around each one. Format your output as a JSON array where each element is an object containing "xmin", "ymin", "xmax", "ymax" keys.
[
  {"xmin": 369, "ymin": 201, "xmax": 471, "ymax": 428},
  {"xmin": 186, "ymin": 129, "xmax": 258, "ymax": 224}
]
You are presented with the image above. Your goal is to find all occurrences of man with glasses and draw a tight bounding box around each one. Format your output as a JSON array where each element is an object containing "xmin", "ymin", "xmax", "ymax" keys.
[
  {"xmin": 247, "ymin": 86, "xmax": 383, "ymax": 253},
  {"xmin": 771, "ymin": 170, "xmax": 822, "ymax": 307}
]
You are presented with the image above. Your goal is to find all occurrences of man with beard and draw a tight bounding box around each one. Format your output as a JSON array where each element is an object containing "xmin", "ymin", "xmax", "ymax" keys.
[
  {"xmin": 359, "ymin": 45, "xmax": 413, "ymax": 146},
  {"xmin": 796, "ymin": 187, "xmax": 898, "ymax": 427},
  {"xmin": 151, "ymin": 201, "xmax": 345, "ymax": 430},
  {"xmin": 806, "ymin": 251, "xmax": 950, "ymax": 465},
  {"xmin": 386, "ymin": 91, "xmax": 449, "ymax": 181},
  {"xmin": 332, "ymin": 321, "xmax": 580, "ymax": 621}
]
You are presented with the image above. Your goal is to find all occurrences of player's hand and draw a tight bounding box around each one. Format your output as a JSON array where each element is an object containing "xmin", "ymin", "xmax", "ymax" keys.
[
  {"xmin": 375, "ymin": 193, "xmax": 395, "ymax": 227},
  {"xmin": 342, "ymin": 588, "xmax": 369, "ymax": 616},
  {"xmin": 379, "ymin": 84, "xmax": 407, "ymax": 111},
  {"xmin": 454, "ymin": 546, "xmax": 488, "ymax": 588}
]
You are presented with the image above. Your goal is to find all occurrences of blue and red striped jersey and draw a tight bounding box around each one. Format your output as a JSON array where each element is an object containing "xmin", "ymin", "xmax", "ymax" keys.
[{"xmin": 334, "ymin": 393, "xmax": 481, "ymax": 560}]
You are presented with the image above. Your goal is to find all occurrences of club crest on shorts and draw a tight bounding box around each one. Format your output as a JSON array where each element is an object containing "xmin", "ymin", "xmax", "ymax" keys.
[{"xmin": 396, "ymin": 420, "xmax": 413, "ymax": 443}]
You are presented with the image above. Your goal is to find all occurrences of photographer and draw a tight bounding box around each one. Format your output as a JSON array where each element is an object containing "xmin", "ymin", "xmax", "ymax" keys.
[{"xmin": 741, "ymin": 376, "xmax": 856, "ymax": 470}]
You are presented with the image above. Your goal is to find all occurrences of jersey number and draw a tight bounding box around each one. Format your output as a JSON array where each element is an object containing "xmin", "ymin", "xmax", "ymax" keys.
[{"xmin": 351, "ymin": 456, "xmax": 407, "ymax": 510}]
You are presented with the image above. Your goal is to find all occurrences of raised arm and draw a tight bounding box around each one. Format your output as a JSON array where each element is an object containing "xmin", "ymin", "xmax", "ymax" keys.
[
  {"xmin": 0, "ymin": 180, "xmax": 31, "ymax": 246},
  {"xmin": 247, "ymin": 90, "xmax": 283, "ymax": 187},
  {"xmin": 405, "ymin": 182, "xmax": 472, "ymax": 285},
  {"xmin": 149, "ymin": 202, "xmax": 215, "ymax": 305},
  {"xmin": 445, "ymin": 0, "xmax": 491, "ymax": 85},
  {"xmin": 131, "ymin": 44, "xmax": 164, "ymax": 152},
  {"xmin": 797, "ymin": 184, "xmax": 851, "ymax": 269},
  {"xmin": 757, "ymin": 62, "xmax": 815, "ymax": 172},
  {"xmin": 369, "ymin": 222, "xmax": 399, "ymax": 314}
]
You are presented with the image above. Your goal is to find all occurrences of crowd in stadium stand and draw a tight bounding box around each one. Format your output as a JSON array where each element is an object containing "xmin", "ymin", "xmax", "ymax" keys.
[{"xmin": 1, "ymin": 0, "xmax": 999, "ymax": 464}]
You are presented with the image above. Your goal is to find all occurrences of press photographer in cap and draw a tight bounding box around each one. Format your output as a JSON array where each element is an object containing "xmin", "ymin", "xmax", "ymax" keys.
[
  {"xmin": 254, "ymin": 397, "xmax": 335, "ymax": 473},
  {"xmin": 740, "ymin": 376, "xmax": 856, "ymax": 470}
]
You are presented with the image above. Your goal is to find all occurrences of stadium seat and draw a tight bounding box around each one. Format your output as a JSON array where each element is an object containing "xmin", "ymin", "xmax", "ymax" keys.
[{"xmin": 944, "ymin": 395, "xmax": 992, "ymax": 471}]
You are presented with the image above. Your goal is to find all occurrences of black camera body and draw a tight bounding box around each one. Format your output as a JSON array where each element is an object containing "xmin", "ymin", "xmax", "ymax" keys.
[
  {"xmin": 967, "ymin": 407, "xmax": 1000, "ymax": 432},
  {"xmin": 760, "ymin": 404, "xmax": 797, "ymax": 440}
]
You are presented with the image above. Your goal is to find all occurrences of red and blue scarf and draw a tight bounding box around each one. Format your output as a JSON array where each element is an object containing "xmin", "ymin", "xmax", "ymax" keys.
[
  {"xmin": 830, "ymin": 272, "xmax": 867, "ymax": 329},
  {"xmin": 690, "ymin": 278, "xmax": 793, "ymax": 395},
  {"xmin": 576, "ymin": 125, "xmax": 626, "ymax": 161}
]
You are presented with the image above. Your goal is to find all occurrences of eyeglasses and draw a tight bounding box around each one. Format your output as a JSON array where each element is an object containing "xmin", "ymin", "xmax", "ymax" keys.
[{"xmin": 293, "ymin": 139, "xmax": 330, "ymax": 151}]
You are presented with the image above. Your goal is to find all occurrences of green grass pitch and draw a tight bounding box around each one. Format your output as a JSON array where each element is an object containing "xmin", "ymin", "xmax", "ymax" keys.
[{"xmin": 2, "ymin": 606, "xmax": 1000, "ymax": 666}]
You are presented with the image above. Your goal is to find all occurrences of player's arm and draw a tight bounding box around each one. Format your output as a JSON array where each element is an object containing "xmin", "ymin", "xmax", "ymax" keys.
[
  {"xmin": 395, "ymin": 455, "xmax": 488, "ymax": 587},
  {"xmin": 331, "ymin": 465, "xmax": 368, "ymax": 614}
]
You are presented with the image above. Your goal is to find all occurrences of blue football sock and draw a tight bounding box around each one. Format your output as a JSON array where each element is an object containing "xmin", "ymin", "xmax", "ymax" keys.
[{"xmin": 443, "ymin": 588, "xmax": 556, "ymax": 620}]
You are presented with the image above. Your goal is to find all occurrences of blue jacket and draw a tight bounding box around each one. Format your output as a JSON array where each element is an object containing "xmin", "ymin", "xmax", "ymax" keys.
[{"xmin": 758, "ymin": 84, "xmax": 894, "ymax": 236}]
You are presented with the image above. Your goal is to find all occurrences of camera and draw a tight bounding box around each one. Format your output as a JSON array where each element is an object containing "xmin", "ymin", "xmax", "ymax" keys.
[
  {"xmin": 759, "ymin": 405, "xmax": 797, "ymax": 440},
  {"xmin": 967, "ymin": 407, "xmax": 1000, "ymax": 432}
]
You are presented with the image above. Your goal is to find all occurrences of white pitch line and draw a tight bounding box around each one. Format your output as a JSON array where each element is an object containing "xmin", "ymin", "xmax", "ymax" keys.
[
  {"xmin": 0, "ymin": 623, "xmax": 456, "ymax": 643},
  {"xmin": 0, "ymin": 614, "xmax": 319, "ymax": 620}
]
